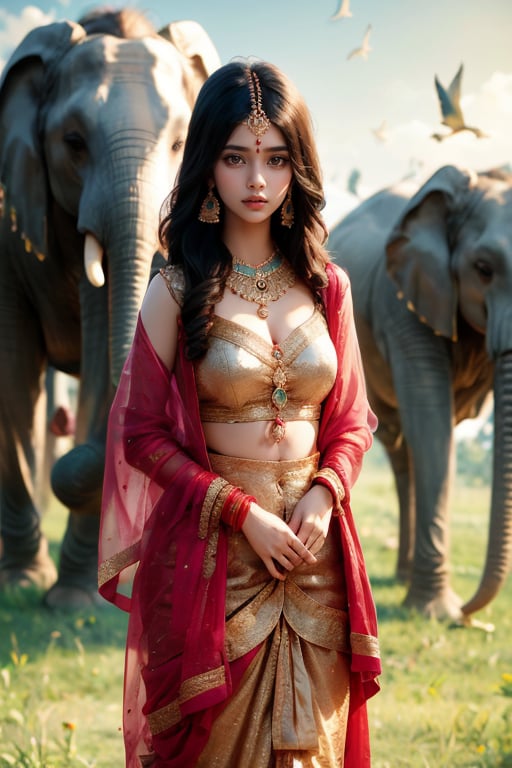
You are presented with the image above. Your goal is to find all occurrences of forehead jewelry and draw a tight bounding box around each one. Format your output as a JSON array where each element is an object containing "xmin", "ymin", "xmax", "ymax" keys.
[{"xmin": 246, "ymin": 69, "xmax": 271, "ymax": 152}]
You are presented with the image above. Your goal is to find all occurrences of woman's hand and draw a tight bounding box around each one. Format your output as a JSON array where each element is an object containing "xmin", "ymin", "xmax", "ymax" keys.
[
  {"xmin": 241, "ymin": 503, "xmax": 317, "ymax": 580},
  {"xmin": 288, "ymin": 485, "xmax": 333, "ymax": 556}
]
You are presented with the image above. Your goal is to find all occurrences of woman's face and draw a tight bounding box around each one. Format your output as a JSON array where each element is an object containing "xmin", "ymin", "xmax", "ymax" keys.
[{"xmin": 213, "ymin": 122, "xmax": 293, "ymax": 229}]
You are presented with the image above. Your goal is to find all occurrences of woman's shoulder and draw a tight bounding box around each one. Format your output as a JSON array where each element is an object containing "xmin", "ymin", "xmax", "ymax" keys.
[
  {"xmin": 160, "ymin": 263, "xmax": 186, "ymax": 307},
  {"xmin": 140, "ymin": 266, "xmax": 182, "ymax": 371},
  {"xmin": 324, "ymin": 260, "xmax": 350, "ymax": 294}
]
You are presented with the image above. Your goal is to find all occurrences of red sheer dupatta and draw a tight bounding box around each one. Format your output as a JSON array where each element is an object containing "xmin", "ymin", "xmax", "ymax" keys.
[
  {"xmin": 319, "ymin": 263, "xmax": 380, "ymax": 684},
  {"xmin": 99, "ymin": 318, "xmax": 236, "ymax": 766},
  {"xmin": 320, "ymin": 263, "xmax": 381, "ymax": 765}
]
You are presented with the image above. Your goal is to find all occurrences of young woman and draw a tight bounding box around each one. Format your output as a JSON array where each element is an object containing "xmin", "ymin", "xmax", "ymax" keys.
[{"xmin": 99, "ymin": 59, "xmax": 380, "ymax": 768}]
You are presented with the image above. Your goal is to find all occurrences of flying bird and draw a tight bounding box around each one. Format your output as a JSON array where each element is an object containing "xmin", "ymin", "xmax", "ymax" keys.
[
  {"xmin": 331, "ymin": 0, "xmax": 352, "ymax": 20},
  {"xmin": 347, "ymin": 24, "xmax": 372, "ymax": 61},
  {"xmin": 347, "ymin": 168, "xmax": 361, "ymax": 197},
  {"xmin": 431, "ymin": 63, "xmax": 488, "ymax": 141},
  {"xmin": 401, "ymin": 157, "xmax": 425, "ymax": 181},
  {"xmin": 372, "ymin": 119, "xmax": 389, "ymax": 143}
]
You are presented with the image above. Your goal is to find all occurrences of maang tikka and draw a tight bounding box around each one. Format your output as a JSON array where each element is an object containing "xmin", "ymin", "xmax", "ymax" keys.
[{"xmin": 246, "ymin": 69, "xmax": 270, "ymax": 152}]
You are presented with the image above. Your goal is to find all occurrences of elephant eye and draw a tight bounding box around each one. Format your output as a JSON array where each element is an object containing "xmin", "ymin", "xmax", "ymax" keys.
[
  {"xmin": 171, "ymin": 138, "xmax": 184, "ymax": 153},
  {"xmin": 63, "ymin": 131, "xmax": 87, "ymax": 153},
  {"xmin": 474, "ymin": 259, "xmax": 494, "ymax": 283}
]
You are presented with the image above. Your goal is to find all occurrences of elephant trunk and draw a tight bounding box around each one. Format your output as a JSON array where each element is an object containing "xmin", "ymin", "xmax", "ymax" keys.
[
  {"xmin": 79, "ymin": 143, "xmax": 173, "ymax": 386},
  {"xmin": 461, "ymin": 351, "xmax": 512, "ymax": 616},
  {"xmin": 108, "ymin": 223, "xmax": 159, "ymax": 385},
  {"xmin": 82, "ymin": 224, "xmax": 158, "ymax": 384}
]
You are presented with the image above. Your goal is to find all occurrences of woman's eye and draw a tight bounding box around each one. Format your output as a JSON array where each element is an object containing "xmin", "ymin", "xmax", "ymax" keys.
[
  {"xmin": 268, "ymin": 156, "xmax": 288, "ymax": 167},
  {"xmin": 225, "ymin": 154, "xmax": 244, "ymax": 165}
]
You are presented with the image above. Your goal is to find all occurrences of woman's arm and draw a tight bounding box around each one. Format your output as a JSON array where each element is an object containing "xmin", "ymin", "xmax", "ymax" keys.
[
  {"xmin": 317, "ymin": 263, "xmax": 377, "ymax": 506},
  {"xmin": 140, "ymin": 272, "xmax": 180, "ymax": 371},
  {"xmin": 288, "ymin": 264, "xmax": 376, "ymax": 551}
]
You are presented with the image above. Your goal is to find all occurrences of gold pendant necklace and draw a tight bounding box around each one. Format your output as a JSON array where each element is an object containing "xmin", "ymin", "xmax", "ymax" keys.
[{"xmin": 226, "ymin": 252, "xmax": 296, "ymax": 319}]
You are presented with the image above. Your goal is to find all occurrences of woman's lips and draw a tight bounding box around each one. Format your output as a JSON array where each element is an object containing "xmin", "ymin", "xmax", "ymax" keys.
[{"xmin": 243, "ymin": 197, "xmax": 267, "ymax": 209}]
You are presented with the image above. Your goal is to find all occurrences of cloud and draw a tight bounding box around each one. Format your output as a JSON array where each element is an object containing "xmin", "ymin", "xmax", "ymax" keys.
[
  {"xmin": 322, "ymin": 68, "xmax": 512, "ymax": 212},
  {"xmin": 323, "ymin": 182, "xmax": 360, "ymax": 230},
  {"xmin": 319, "ymin": 71, "xmax": 512, "ymax": 229},
  {"xmin": 474, "ymin": 71, "xmax": 512, "ymax": 118},
  {"xmin": 0, "ymin": 6, "xmax": 55, "ymax": 72}
]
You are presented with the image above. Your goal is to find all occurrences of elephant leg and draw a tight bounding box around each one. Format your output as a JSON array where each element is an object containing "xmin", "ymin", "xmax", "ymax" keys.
[
  {"xmin": 404, "ymin": 429, "xmax": 458, "ymax": 619},
  {"xmin": 0, "ymin": 298, "xmax": 57, "ymax": 590},
  {"xmin": 45, "ymin": 282, "xmax": 113, "ymax": 608},
  {"xmin": 384, "ymin": 439, "xmax": 415, "ymax": 582},
  {"xmin": 46, "ymin": 442, "xmax": 105, "ymax": 607},
  {"xmin": 389, "ymin": 323, "xmax": 461, "ymax": 620},
  {"xmin": 366, "ymin": 380, "xmax": 415, "ymax": 583}
]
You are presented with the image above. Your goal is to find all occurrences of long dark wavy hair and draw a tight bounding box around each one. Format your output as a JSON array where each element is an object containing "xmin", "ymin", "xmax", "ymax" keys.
[{"xmin": 158, "ymin": 59, "xmax": 330, "ymax": 360}]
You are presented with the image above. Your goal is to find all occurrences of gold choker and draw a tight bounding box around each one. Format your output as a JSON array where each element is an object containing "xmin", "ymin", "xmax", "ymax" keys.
[{"xmin": 226, "ymin": 253, "xmax": 295, "ymax": 319}]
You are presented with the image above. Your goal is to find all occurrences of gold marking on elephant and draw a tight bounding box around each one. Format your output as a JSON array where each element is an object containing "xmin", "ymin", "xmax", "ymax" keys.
[
  {"xmin": 95, "ymin": 82, "xmax": 109, "ymax": 105},
  {"xmin": 10, "ymin": 207, "xmax": 17, "ymax": 232}
]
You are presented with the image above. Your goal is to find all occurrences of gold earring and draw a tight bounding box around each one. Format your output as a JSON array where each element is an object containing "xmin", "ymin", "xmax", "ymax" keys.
[
  {"xmin": 281, "ymin": 188, "xmax": 294, "ymax": 228},
  {"xmin": 198, "ymin": 182, "xmax": 220, "ymax": 224}
]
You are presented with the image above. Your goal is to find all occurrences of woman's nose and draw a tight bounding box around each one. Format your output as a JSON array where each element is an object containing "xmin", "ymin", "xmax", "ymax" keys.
[{"xmin": 248, "ymin": 167, "xmax": 266, "ymax": 189}]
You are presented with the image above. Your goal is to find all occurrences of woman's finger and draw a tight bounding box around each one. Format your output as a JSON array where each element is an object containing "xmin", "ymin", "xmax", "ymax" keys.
[
  {"xmin": 288, "ymin": 538, "xmax": 317, "ymax": 565},
  {"xmin": 307, "ymin": 536, "xmax": 325, "ymax": 556},
  {"xmin": 267, "ymin": 557, "xmax": 286, "ymax": 580}
]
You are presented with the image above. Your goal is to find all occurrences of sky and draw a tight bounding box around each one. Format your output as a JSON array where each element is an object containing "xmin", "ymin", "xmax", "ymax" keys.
[{"xmin": 0, "ymin": 0, "xmax": 511, "ymax": 227}]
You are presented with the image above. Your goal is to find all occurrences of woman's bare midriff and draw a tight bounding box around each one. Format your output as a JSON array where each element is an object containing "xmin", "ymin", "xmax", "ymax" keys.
[{"xmin": 202, "ymin": 419, "xmax": 319, "ymax": 461}]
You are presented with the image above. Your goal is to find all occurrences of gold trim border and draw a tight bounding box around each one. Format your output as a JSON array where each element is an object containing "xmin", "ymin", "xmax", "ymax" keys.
[
  {"xmin": 98, "ymin": 543, "xmax": 138, "ymax": 588},
  {"xmin": 146, "ymin": 665, "xmax": 226, "ymax": 735},
  {"xmin": 350, "ymin": 631, "xmax": 380, "ymax": 658}
]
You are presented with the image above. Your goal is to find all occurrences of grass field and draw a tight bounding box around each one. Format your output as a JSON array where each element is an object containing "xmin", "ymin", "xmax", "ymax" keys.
[{"xmin": 1, "ymin": 442, "xmax": 511, "ymax": 767}]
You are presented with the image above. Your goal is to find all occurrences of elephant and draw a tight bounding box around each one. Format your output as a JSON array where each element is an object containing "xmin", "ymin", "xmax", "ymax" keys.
[
  {"xmin": 0, "ymin": 8, "xmax": 220, "ymax": 607},
  {"xmin": 328, "ymin": 163, "xmax": 512, "ymax": 622}
]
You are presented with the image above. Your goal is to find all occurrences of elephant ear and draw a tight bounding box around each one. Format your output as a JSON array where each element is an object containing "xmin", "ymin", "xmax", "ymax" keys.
[
  {"xmin": 385, "ymin": 164, "xmax": 477, "ymax": 341},
  {"xmin": 0, "ymin": 21, "xmax": 85, "ymax": 259},
  {"xmin": 158, "ymin": 20, "xmax": 221, "ymax": 100}
]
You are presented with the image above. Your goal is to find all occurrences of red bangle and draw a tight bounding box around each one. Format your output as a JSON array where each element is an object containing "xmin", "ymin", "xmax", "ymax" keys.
[
  {"xmin": 312, "ymin": 474, "xmax": 336, "ymax": 501},
  {"xmin": 220, "ymin": 487, "xmax": 256, "ymax": 531}
]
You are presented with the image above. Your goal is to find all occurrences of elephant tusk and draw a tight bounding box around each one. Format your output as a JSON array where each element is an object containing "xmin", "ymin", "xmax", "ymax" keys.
[{"xmin": 84, "ymin": 233, "xmax": 105, "ymax": 287}]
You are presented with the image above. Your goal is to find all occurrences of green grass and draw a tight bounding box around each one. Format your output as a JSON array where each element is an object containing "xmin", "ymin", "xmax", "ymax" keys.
[
  {"xmin": 354, "ymin": 443, "xmax": 512, "ymax": 767},
  {"xmin": 1, "ymin": 442, "xmax": 511, "ymax": 767},
  {"xmin": 0, "ymin": 509, "xmax": 128, "ymax": 766}
]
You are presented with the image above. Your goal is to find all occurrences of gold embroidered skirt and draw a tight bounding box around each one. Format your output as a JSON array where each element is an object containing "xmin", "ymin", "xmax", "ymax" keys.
[{"xmin": 196, "ymin": 453, "xmax": 350, "ymax": 768}]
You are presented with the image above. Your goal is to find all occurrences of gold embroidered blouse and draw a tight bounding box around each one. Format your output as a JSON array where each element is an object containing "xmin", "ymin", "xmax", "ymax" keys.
[{"xmin": 195, "ymin": 311, "xmax": 337, "ymax": 423}]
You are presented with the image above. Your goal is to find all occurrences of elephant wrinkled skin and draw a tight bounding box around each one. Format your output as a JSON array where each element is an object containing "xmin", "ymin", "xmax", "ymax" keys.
[
  {"xmin": 329, "ymin": 164, "xmax": 512, "ymax": 621},
  {"xmin": 0, "ymin": 10, "xmax": 220, "ymax": 607}
]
